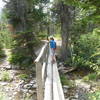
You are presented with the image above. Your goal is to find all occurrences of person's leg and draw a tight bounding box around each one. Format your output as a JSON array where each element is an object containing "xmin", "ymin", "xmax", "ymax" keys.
[
  {"xmin": 52, "ymin": 49, "xmax": 56, "ymax": 63},
  {"xmin": 51, "ymin": 48, "xmax": 53, "ymax": 62},
  {"xmin": 51, "ymin": 48, "xmax": 56, "ymax": 63}
]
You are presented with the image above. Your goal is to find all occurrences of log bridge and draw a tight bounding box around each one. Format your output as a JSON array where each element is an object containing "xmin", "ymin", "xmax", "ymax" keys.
[{"xmin": 35, "ymin": 42, "xmax": 65, "ymax": 100}]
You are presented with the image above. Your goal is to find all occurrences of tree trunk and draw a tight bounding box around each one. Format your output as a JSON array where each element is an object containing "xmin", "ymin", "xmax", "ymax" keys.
[{"xmin": 59, "ymin": 2, "xmax": 73, "ymax": 61}]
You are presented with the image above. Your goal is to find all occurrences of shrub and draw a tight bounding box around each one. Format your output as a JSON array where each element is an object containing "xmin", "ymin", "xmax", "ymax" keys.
[
  {"xmin": 83, "ymin": 73, "xmax": 98, "ymax": 82},
  {"xmin": 0, "ymin": 44, "xmax": 5, "ymax": 58},
  {"xmin": 9, "ymin": 31, "xmax": 38, "ymax": 69},
  {"xmin": 9, "ymin": 53, "xmax": 34, "ymax": 68},
  {"xmin": 60, "ymin": 74, "xmax": 74, "ymax": 87},
  {"xmin": 18, "ymin": 74, "xmax": 29, "ymax": 80},
  {"xmin": 71, "ymin": 33, "xmax": 100, "ymax": 74},
  {"xmin": 87, "ymin": 91, "xmax": 100, "ymax": 100},
  {"xmin": 0, "ymin": 71, "xmax": 12, "ymax": 82}
]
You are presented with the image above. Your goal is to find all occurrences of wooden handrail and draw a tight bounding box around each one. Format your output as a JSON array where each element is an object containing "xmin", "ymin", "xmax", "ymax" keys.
[
  {"xmin": 35, "ymin": 43, "xmax": 48, "ymax": 63},
  {"xmin": 35, "ymin": 42, "xmax": 49, "ymax": 100}
]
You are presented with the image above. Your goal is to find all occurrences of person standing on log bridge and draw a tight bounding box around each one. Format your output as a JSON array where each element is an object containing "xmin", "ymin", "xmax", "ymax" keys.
[{"xmin": 49, "ymin": 36, "xmax": 57, "ymax": 63}]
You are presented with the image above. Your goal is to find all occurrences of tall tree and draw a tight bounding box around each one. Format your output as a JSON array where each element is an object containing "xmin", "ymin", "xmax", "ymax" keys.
[
  {"xmin": 54, "ymin": 0, "xmax": 74, "ymax": 61},
  {"xmin": 54, "ymin": 0, "xmax": 100, "ymax": 62},
  {"xmin": 4, "ymin": 0, "xmax": 47, "ymax": 68}
]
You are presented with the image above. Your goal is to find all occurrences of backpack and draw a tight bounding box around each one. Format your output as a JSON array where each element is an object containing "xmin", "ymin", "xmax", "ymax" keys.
[{"xmin": 50, "ymin": 40, "xmax": 56, "ymax": 49}]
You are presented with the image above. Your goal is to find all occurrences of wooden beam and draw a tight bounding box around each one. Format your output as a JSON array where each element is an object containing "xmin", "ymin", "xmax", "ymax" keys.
[
  {"xmin": 35, "ymin": 42, "xmax": 49, "ymax": 100},
  {"xmin": 35, "ymin": 43, "xmax": 48, "ymax": 63},
  {"xmin": 36, "ymin": 62, "xmax": 44, "ymax": 100}
]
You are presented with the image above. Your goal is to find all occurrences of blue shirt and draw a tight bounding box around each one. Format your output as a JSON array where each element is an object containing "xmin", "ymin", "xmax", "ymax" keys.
[{"xmin": 50, "ymin": 40, "xmax": 56, "ymax": 49}]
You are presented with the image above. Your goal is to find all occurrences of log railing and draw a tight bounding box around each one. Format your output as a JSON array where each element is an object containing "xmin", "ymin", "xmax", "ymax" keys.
[{"xmin": 35, "ymin": 42, "xmax": 49, "ymax": 100}]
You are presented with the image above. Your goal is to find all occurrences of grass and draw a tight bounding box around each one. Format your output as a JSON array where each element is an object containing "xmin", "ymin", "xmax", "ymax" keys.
[
  {"xmin": 87, "ymin": 91, "xmax": 100, "ymax": 100},
  {"xmin": 83, "ymin": 73, "xmax": 98, "ymax": 82},
  {"xmin": 18, "ymin": 74, "xmax": 29, "ymax": 80},
  {"xmin": 0, "ymin": 71, "xmax": 12, "ymax": 82},
  {"xmin": 60, "ymin": 74, "xmax": 75, "ymax": 87}
]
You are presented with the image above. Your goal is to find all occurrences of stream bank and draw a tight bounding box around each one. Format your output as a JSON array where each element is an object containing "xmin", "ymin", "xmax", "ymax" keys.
[
  {"xmin": 0, "ymin": 49, "xmax": 37, "ymax": 100},
  {"xmin": 58, "ymin": 63, "xmax": 100, "ymax": 100}
]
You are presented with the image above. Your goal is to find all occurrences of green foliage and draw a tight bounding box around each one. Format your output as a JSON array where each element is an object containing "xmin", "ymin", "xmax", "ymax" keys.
[
  {"xmin": 9, "ymin": 52, "xmax": 34, "ymax": 68},
  {"xmin": 87, "ymin": 91, "xmax": 100, "ymax": 100},
  {"xmin": 5, "ymin": 0, "xmax": 48, "ymax": 68},
  {"xmin": 38, "ymin": 33, "xmax": 48, "ymax": 39},
  {"xmin": 0, "ymin": 44, "xmax": 5, "ymax": 58},
  {"xmin": 0, "ymin": 33, "xmax": 5, "ymax": 58},
  {"xmin": 60, "ymin": 74, "xmax": 74, "ymax": 87},
  {"xmin": 0, "ymin": 71, "xmax": 12, "ymax": 82},
  {"xmin": 18, "ymin": 74, "xmax": 29, "ymax": 80},
  {"xmin": 9, "ymin": 32, "xmax": 38, "ymax": 68},
  {"xmin": 71, "ymin": 32, "xmax": 100, "ymax": 74},
  {"xmin": 0, "ymin": 30, "xmax": 13, "ymax": 49},
  {"xmin": 83, "ymin": 73, "xmax": 98, "ymax": 82},
  {"xmin": 0, "ymin": 13, "xmax": 12, "ymax": 58},
  {"xmin": 0, "ymin": 8, "xmax": 13, "ymax": 49}
]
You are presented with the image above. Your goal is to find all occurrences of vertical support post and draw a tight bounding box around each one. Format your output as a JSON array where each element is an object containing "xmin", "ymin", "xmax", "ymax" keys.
[{"xmin": 36, "ymin": 62, "xmax": 44, "ymax": 100}]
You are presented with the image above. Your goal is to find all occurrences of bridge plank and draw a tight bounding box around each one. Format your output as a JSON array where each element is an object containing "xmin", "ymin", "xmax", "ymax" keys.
[
  {"xmin": 53, "ymin": 62, "xmax": 65, "ymax": 100},
  {"xmin": 44, "ymin": 49, "xmax": 65, "ymax": 100},
  {"xmin": 44, "ymin": 53, "xmax": 53, "ymax": 100}
]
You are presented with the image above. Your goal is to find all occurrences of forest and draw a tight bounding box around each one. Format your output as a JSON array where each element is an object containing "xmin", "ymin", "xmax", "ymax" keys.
[{"xmin": 0, "ymin": 0, "xmax": 100, "ymax": 100}]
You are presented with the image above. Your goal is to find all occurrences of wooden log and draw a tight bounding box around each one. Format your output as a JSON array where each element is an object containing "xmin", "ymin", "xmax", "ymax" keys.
[
  {"xmin": 35, "ymin": 43, "xmax": 48, "ymax": 62},
  {"xmin": 36, "ymin": 62, "xmax": 44, "ymax": 100},
  {"xmin": 35, "ymin": 42, "xmax": 49, "ymax": 100}
]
